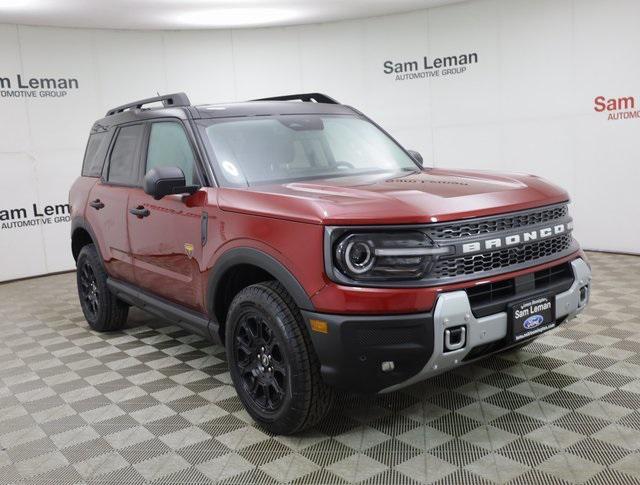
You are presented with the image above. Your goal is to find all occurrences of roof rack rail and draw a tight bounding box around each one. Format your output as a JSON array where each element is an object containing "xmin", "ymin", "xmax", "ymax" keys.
[
  {"xmin": 106, "ymin": 92, "xmax": 191, "ymax": 116},
  {"xmin": 252, "ymin": 93, "xmax": 339, "ymax": 104}
]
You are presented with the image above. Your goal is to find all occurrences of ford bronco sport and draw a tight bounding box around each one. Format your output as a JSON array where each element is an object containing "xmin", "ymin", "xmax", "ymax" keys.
[{"xmin": 70, "ymin": 92, "xmax": 591, "ymax": 434}]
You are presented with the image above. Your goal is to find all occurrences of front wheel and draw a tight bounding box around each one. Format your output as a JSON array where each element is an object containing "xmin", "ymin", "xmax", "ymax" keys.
[{"xmin": 225, "ymin": 281, "xmax": 334, "ymax": 435}]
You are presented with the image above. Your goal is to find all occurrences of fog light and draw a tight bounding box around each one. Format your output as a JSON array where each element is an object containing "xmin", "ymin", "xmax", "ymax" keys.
[
  {"xmin": 381, "ymin": 361, "xmax": 395, "ymax": 372},
  {"xmin": 579, "ymin": 285, "xmax": 589, "ymax": 306}
]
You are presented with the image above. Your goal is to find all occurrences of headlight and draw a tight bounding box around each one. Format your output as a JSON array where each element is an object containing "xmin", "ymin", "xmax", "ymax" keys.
[
  {"xmin": 343, "ymin": 240, "xmax": 375, "ymax": 274},
  {"xmin": 333, "ymin": 231, "xmax": 451, "ymax": 282}
]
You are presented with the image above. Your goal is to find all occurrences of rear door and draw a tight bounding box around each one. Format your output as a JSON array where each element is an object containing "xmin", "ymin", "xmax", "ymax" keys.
[
  {"xmin": 86, "ymin": 123, "xmax": 145, "ymax": 283},
  {"xmin": 127, "ymin": 120, "xmax": 207, "ymax": 310}
]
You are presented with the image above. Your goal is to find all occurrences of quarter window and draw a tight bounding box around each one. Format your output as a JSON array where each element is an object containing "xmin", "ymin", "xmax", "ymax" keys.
[
  {"xmin": 146, "ymin": 122, "xmax": 199, "ymax": 185},
  {"xmin": 108, "ymin": 124, "xmax": 144, "ymax": 185},
  {"xmin": 82, "ymin": 131, "xmax": 111, "ymax": 177}
]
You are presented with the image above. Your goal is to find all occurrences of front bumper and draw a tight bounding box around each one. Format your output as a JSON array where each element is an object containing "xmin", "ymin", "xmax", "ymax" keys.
[{"xmin": 303, "ymin": 258, "xmax": 591, "ymax": 394}]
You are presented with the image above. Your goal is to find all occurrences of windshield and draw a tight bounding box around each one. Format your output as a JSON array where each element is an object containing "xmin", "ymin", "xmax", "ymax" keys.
[{"xmin": 198, "ymin": 114, "xmax": 419, "ymax": 187}]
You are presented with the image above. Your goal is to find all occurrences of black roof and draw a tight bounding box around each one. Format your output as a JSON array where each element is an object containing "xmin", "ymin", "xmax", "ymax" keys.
[{"xmin": 93, "ymin": 92, "xmax": 357, "ymax": 132}]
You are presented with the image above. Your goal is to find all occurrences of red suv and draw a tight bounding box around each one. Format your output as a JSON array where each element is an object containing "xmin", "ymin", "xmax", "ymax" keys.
[{"xmin": 70, "ymin": 92, "xmax": 591, "ymax": 434}]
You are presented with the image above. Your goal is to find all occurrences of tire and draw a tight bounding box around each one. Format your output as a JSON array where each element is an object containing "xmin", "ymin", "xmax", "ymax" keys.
[
  {"xmin": 76, "ymin": 244, "xmax": 129, "ymax": 332},
  {"xmin": 225, "ymin": 281, "xmax": 334, "ymax": 435}
]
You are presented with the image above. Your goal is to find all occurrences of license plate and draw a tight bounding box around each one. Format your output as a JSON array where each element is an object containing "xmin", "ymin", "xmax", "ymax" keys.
[{"xmin": 509, "ymin": 295, "xmax": 556, "ymax": 342}]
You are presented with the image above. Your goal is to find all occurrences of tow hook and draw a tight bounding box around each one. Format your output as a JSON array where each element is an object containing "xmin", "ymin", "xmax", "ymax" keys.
[{"xmin": 444, "ymin": 325, "xmax": 466, "ymax": 352}]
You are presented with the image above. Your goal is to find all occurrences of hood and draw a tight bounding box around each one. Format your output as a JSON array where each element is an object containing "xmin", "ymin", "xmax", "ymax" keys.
[{"xmin": 217, "ymin": 168, "xmax": 569, "ymax": 225}]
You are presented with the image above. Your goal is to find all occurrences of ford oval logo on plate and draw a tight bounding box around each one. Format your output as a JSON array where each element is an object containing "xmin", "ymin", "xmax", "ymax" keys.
[
  {"xmin": 511, "ymin": 295, "xmax": 555, "ymax": 342},
  {"xmin": 523, "ymin": 314, "xmax": 544, "ymax": 330}
]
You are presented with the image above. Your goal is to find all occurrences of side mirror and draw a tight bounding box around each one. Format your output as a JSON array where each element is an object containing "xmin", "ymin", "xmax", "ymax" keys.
[
  {"xmin": 143, "ymin": 166, "xmax": 199, "ymax": 200},
  {"xmin": 407, "ymin": 150, "xmax": 424, "ymax": 167}
]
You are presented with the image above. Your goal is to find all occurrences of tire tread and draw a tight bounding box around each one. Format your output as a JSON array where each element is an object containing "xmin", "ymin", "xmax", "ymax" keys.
[{"xmin": 226, "ymin": 280, "xmax": 334, "ymax": 434}]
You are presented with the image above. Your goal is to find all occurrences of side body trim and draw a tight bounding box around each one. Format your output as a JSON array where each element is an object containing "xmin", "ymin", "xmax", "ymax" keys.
[{"xmin": 107, "ymin": 278, "xmax": 219, "ymax": 343}]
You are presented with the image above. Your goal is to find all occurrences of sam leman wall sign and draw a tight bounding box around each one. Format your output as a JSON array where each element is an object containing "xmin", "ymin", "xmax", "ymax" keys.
[
  {"xmin": 383, "ymin": 52, "xmax": 478, "ymax": 81},
  {"xmin": 593, "ymin": 95, "xmax": 640, "ymax": 121},
  {"xmin": 0, "ymin": 73, "xmax": 79, "ymax": 99},
  {"xmin": 0, "ymin": 202, "xmax": 71, "ymax": 230}
]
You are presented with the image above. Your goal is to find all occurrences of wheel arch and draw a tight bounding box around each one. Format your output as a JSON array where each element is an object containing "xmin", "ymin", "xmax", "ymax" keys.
[
  {"xmin": 207, "ymin": 247, "xmax": 315, "ymax": 339},
  {"xmin": 71, "ymin": 217, "xmax": 101, "ymax": 262}
]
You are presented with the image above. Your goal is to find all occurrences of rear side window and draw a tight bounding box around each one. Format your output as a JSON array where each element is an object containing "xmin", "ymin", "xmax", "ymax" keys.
[
  {"xmin": 108, "ymin": 124, "xmax": 144, "ymax": 185},
  {"xmin": 82, "ymin": 132, "xmax": 110, "ymax": 177},
  {"xmin": 146, "ymin": 122, "xmax": 200, "ymax": 185}
]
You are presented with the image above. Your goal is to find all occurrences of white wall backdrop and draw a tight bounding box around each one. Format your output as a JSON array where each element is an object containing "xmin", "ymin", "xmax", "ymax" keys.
[{"xmin": 1, "ymin": 0, "xmax": 639, "ymax": 282}]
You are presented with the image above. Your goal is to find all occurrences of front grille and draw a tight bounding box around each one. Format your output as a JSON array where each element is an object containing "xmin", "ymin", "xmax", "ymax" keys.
[
  {"xmin": 534, "ymin": 262, "xmax": 574, "ymax": 288},
  {"xmin": 432, "ymin": 234, "xmax": 573, "ymax": 279},
  {"xmin": 466, "ymin": 278, "xmax": 515, "ymax": 309},
  {"xmin": 326, "ymin": 202, "xmax": 576, "ymax": 287},
  {"xmin": 427, "ymin": 205, "xmax": 568, "ymax": 240},
  {"xmin": 466, "ymin": 261, "xmax": 574, "ymax": 317}
]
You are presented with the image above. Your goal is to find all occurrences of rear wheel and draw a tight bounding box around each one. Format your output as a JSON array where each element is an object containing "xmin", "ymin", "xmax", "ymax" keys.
[
  {"xmin": 225, "ymin": 281, "xmax": 334, "ymax": 435},
  {"xmin": 76, "ymin": 244, "xmax": 129, "ymax": 332}
]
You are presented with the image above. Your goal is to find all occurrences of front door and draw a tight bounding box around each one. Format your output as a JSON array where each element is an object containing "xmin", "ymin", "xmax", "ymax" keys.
[{"xmin": 127, "ymin": 120, "xmax": 207, "ymax": 310}]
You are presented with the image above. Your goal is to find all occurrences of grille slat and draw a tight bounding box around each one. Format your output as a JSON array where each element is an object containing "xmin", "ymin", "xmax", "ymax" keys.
[
  {"xmin": 432, "ymin": 234, "xmax": 573, "ymax": 279},
  {"xmin": 427, "ymin": 205, "xmax": 568, "ymax": 240}
]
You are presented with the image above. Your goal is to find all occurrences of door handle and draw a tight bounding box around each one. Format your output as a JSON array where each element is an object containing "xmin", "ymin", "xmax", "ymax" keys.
[
  {"xmin": 129, "ymin": 206, "xmax": 150, "ymax": 218},
  {"xmin": 89, "ymin": 199, "xmax": 105, "ymax": 210}
]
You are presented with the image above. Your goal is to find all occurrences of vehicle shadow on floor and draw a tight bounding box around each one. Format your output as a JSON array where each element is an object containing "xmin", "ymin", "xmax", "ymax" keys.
[{"xmin": 132, "ymin": 304, "xmax": 534, "ymax": 441}]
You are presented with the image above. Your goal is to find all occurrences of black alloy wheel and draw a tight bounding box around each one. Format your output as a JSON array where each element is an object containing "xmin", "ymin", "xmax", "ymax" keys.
[
  {"xmin": 234, "ymin": 312, "xmax": 288, "ymax": 413},
  {"xmin": 78, "ymin": 260, "xmax": 100, "ymax": 318},
  {"xmin": 76, "ymin": 244, "xmax": 129, "ymax": 332},
  {"xmin": 225, "ymin": 281, "xmax": 334, "ymax": 434}
]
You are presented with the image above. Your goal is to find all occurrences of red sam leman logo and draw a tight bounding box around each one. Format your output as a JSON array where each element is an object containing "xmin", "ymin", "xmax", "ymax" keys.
[{"xmin": 594, "ymin": 95, "xmax": 640, "ymax": 121}]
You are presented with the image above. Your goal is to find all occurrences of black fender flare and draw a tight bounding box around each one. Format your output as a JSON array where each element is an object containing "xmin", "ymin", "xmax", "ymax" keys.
[
  {"xmin": 206, "ymin": 247, "xmax": 315, "ymax": 319},
  {"xmin": 70, "ymin": 216, "xmax": 103, "ymax": 263}
]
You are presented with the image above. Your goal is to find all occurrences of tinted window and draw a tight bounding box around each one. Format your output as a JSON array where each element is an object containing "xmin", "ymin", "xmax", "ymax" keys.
[
  {"xmin": 146, "ymin": 122, "xmax": 199, "ymax": 185},
  {"xmin": 82, "ymin": 132, "xmax": 110, "ymax": 177},
  {"xmin": 108, "ymin": 124, "xmax": 144, "ymax": 185}
]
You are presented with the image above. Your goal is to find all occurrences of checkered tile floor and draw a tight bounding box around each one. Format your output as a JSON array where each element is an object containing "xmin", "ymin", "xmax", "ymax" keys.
[{"xmin": 0, "ymin": 251, "xmax": 639, "ymax": 484}]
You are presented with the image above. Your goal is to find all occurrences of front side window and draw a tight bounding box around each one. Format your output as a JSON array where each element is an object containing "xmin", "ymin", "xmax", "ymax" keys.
[
  {"xmin": 198, "ymin": 115, "xmax": 418, "ymax": 187},
  {"xmin": 146, "ymin": 122, "xmax": 199, "ymax": 185},
  {"xmin": 108, "ymin": 124, "xmax": 144, "ymax": 185}
]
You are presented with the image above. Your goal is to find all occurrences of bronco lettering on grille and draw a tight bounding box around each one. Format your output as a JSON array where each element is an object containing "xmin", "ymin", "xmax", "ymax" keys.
[{"xmin": 460, "ymin": 221, "xmax": 573, "ymax": 255}]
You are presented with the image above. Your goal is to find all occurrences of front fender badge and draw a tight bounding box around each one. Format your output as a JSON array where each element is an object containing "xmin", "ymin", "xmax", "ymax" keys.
[{"xmin": 184, "ymin": 243, "xmax": 194, "ymax": 259}]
